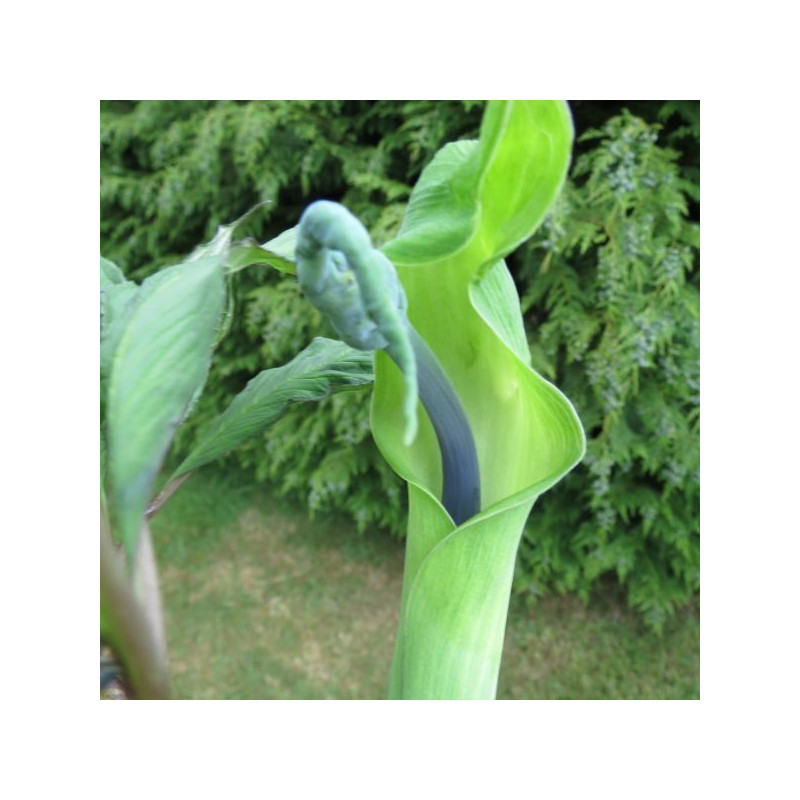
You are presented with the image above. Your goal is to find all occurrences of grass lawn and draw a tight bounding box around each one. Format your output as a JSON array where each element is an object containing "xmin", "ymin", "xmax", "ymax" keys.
[{"xmin": 148, "ymin": 471, "xmax": 699, "ymax": 700}]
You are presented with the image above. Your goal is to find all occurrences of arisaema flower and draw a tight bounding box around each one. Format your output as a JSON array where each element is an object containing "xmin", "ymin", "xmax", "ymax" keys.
[{"xmin": 298, "ymin": 100, "xmax": 585, "ymax": 700}]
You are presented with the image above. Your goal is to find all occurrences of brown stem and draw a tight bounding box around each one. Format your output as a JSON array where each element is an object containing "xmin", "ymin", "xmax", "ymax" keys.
[
  {"xmin": 146, "ymin": 472, "xmax": 193, "ymax": 520},
  {"xmin": 101, "ymin": 504, "xmax": 171, "ymax": 699}
]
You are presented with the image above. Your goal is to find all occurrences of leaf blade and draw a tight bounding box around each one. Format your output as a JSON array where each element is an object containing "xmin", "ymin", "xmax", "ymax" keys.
[
  {"xmin": 171, "ymin": 337, "xmax": 373, "ymax": 478},
  {"xmin": 105, "ymin": 254, "xmax": 226, "ymax": 561},
  {"xmin": 226, "ymin": 227, "xmax": 298, "ymax": 275}
]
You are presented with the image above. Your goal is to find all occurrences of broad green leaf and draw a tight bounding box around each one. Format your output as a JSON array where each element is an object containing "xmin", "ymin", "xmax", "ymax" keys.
[
  {"xmin": 105, "ymin": 253, "xmax": 225, "ymax": 562},
  {"xmin": 372, "ymin": 100, "xmax": 585, "ymax": 699},
  {"xmin": 171, "ymin": 337, "xmax": 373, "ymax": 478}
]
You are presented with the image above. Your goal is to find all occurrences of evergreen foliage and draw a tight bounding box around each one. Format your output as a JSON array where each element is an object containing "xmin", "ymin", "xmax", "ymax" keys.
[
  {"xmin": 100, "ymin": 100, "xmax": 699, "ymax": 629},
  {"xmin": 513, "ymin": 110, "xmax": 699, "ymax": 631}
]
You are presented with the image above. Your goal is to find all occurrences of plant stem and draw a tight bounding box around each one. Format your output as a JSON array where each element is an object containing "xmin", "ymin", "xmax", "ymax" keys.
[
  {"xmin": 146, "ymin": 472, "xmax": 193, "ymax": 519},
  {"xmin": 100, "ymin": 506, "xmax": 171, "ymax": 699}
]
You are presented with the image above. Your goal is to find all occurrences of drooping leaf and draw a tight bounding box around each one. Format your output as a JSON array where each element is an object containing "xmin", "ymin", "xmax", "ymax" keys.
[
  {"xmin": 171, "ymin": 337, "xmax": 373, "ymax": 478},
  {"xmin": 104, "ymin": 253, "xmax": 226, "ymax": 562}
]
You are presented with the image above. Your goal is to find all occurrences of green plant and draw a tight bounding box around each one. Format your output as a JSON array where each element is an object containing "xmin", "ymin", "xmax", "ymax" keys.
[
  {"xmin": 375, "ymin": 101, "xmax": 584, "ymax": 698},
  {"xmin": 244, "ymin": 101, "xmax": 585, "ymax": 698},
  {"xmin": 100, "ymin": 224, "xmax": 373, "ymax": 698},
  {"xmin": 103, "ymin": 100, "xmax": 584, "ymax": 700},
  {"xmin": 100, "ymin": 101, "xmax": 484, "ymax": 536},
  {"xmin": 100, "ymin": 101, "xmax": 700, "ymax": 674}
]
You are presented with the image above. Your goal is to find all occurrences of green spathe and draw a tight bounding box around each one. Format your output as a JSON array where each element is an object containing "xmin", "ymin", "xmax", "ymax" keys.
[{"xmin": 373, "ymin": 100, "xmax": 586, "ymax": 699}]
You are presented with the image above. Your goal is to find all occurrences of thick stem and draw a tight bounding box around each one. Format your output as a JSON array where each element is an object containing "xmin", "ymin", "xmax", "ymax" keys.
[{"xmin": 399, "ymin": 327, "xmax": 481, "ymax": 525}]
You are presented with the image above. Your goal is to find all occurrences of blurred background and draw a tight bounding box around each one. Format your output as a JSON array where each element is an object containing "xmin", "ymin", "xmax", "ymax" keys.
[{"xmin": 100, "ymin": 100, "xmax": 700, "ymax": 699}]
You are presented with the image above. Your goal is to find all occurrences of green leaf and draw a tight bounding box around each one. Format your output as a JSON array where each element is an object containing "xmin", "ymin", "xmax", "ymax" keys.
[
  {"xmin": 100, "ymin": 256, "xmax": 126, "ymax": 288},
  {"xmin": 226, "ymin": 227, "xmax": 298, "ymax": 275},
  {"xmin": 262, "ymin": 226, "xmax": 297, "ymax": 265},
  {"xmin": 101, "ymin": 258, "xmax": 139, "ymax": 420},
  {"xmin": 100, "ymin": 259, "xmax": 139, "ymax": 345},
  {"xmin": 171, "ymin": 337, "xmax": 373, "ymax": 478},
  {"xmin": 373, "ymin": 100, "xmax": 585, "ymax": 698},
  {"xmin": 104, "ymin": 253, "xmax": 226, "ymax": 562}
]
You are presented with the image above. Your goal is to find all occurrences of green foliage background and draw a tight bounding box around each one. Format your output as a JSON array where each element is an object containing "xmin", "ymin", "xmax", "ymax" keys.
[{"xmin": 100, "ymin": 100, "xmax": 699, "ymax": 630}]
